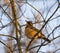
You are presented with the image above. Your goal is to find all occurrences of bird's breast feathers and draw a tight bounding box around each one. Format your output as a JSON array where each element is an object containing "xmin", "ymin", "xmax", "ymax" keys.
[{"xmin": 25, "ymin": 27, "xmax": 42, "ymax": 39}]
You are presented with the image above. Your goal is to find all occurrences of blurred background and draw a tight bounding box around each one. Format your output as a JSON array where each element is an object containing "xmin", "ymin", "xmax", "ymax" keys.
[{"xmin": 0, "ymin": 0, "xmax": 60, "ymax": 53}]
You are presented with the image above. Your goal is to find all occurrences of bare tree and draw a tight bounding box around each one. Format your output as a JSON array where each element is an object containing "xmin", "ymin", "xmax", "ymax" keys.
[{"xmin": 0, "ymin": 0, "xmax": 60, "ymax": 53}]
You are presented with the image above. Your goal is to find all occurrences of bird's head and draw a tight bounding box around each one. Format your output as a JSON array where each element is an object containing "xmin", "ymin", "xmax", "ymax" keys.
[{"xmin": 26, "ymin": 21, "xmax": 33, "ymax": 27}]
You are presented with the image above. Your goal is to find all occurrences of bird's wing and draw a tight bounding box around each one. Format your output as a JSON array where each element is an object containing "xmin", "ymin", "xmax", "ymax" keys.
[{"xmin": 29, "ymin": 26, "xmax": 45, "ymax": 36}]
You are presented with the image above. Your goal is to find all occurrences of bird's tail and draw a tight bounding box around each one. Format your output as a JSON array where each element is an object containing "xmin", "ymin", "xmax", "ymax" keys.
[{"xmin": 43, "ymin": 37, "xmax": 51, "ymax": 43}]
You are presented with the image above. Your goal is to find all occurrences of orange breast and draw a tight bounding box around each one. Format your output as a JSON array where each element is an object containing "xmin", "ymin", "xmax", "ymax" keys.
[{"xmin": 25, "ymin": 27, "xmax": 42, "ymax": 39}]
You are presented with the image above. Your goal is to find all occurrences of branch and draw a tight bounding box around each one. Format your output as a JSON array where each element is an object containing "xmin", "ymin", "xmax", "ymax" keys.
[
  {"xmin": 9, "ymin": 0, "xmax": 22, "ymax": 53},
  {"xmin": 0, "ymin": 40, "xmax": 13, "ymax": 53},
  {"xmin": 0, "ymin": 34, "xmax": 16, "ymax": 40}
]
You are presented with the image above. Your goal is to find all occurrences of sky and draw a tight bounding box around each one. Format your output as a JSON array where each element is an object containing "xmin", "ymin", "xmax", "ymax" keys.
[{"xmin": 0, "ymin": 0, "xmax": 60, "ymax": 53}]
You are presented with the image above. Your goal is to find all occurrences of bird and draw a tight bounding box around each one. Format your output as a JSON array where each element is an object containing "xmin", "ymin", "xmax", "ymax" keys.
[{"xmin": 25, "ymin": 21, "xmax": 51, "ymax": 43}]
